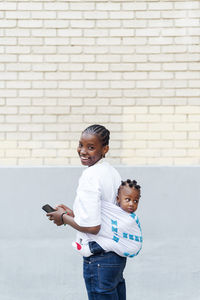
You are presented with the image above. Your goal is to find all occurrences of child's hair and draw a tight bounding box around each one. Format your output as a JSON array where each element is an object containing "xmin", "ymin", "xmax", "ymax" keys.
[
  {"xmin": 118, "ymin": 179, "xmax": 141, "ymax": 193},
  {"xmin": 83, "ymin": 124, "xmax": 110, "ymax": 146}
]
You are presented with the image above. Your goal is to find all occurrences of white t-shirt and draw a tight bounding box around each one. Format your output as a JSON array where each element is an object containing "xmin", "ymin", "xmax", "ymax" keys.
[{"xmin": 73, "ymin": 159, "xmax": 121, "ymax": 245}]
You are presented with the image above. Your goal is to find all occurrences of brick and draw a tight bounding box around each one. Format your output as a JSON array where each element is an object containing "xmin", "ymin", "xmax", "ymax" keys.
[
  {"xmin": 149, "ymin": 72, "xmax": 173, "ymax": 79},
  {"xmin": 6, "ymin": 149, "xmax": 30, "ymax": 158},
  {"xmin": 162, "ymin": 149, "xmax": 186, "ymax": 157},
  {"xmin": 176, "ymin": 89, "xmax": 200, "ymax": 97},
  {"xmin": 97, "ymin": 20, "xmax": 121, "ymax": 28},
  {"xmin": 85, "ymin": 63, "xmax": 109, "ymax": 71},
  {"xmin": 136, "ymin": 63, "xmax": 161, "ymax": 71},
  {"xmin": 149, "ymin": 54, "xmax": 173, "ymax": 62},
  {"xmin": 71, "ymin": 72, "xmax": 95, "ymax": 80},
  {"xmin": 111, "ymin": 64, "xmax": 135, "ymax": 71},
  {"xmin": 32, "ymin": 149, "xmax": 56, "ymax": 158},
  {"xmin": 19, "ymin": 55, "xmax": 43, "ymax": 63},
  {"xmin": 0, "ymin": 3, "xmax": 16, "ymax": 10},
  {"xmin": 97, "ymin": 38, "xmax": 121, "ymax": 45},
  {"xmin": 97, "ymin": 54, "xmax": 120, "ymax": 62},
  {"xmin": 98, "ymin": 106, "xmax": 122, "ymax": 114},
  {"xmin": 6, "ymin": 81, "xmax": 31, "ymax": 89},
  {"xmin": 122, "ymin": 3, "xmax": 147, "ymax": 10},
  {"xmin": 84, "ymin": 115, "xmax": 109, "ymax": 123},
  {"xmin": 70, "ymin": 54, "xmax": 95, "ymax": 62},
  {"xmin": 0, "ymin": 20, "xmax": 16, "ymax": 28},
  {"xmin": 18, "ymin": 38, "xmax": 43, "ymax": 46},
  {"xmin": 136, "ymin": 80, "xmax": 160, "ymax": 88},
  {"xmin": 58, "ymin": 29, "xmax": 82, "ymax": 37},
  {"xmin": 31, "ymin": 11, "xmax": 56, "ymax": 19},
  {"xmin": 163, "ymin": 80, "xmax": 187, "ymax": 88},
  {"xmin": 85, "ymin": 81, "xmax": 109, "ymax": 89},
  {"xmin": 6, "ymin": 46, "xmax": 30, "ymax": 54},
  {"xmin": 18, "ymin": 20, "xmax": 42, "ymax": 28},
  {"xmin": 110, "ymin": 12, "xmax": 134, "ymax": 19},
  {"xmin": 163, "ymin": 63, "xmax": 187, "ymax": 71},
  {"xmin": 0, "ymin": 37, "xmax": 17, "ymax": 45},
  {"xmin": 175, "ymin": 37, "xmax": 199, "ymax": 45},
  {"xmin": 123, "ymin": 37, "xmax": 147, "ymax": 45},
  {"xmin": 136, "ymin": 11, "xmax": 160, "ymax": 19},
  {"xmin": 162, "ymin": 11, "xmax": 187, "ymax": 19},
  {"xmin": 32, "ymin": 81, "xmax": 57, "ymax": 89},
  {"xmin": 59, "ymin": 81, "xmax": 84, "ymax": 89},
  {"xmin": 19, "ymin": 72, "xmax": 43, "ymax": 80},
  {"xmin": 32, "ymin": 29, "xmax": 57, "ymax": 37},
  {"xmin": 175, "ymin": 18, "xmax": 199, "ymax": 27},
  {"xmin": 71, "ymin": 20, "xmax": 94, "ymax": 28},
  {"xmin": 45, "ymin": 38, "xmax": 69, "ymax": 46},
  {"xmin": 0, "ymin": 72, "xmax": 17, "ymax": 80},
  {"xmin": 0, "ymin": 55, "xmax": 17, "ymax": 62},
  {"xmin": 59, "ymin": 63, "xmax": 83, "ymax": 71},
  {"xmin": 174, "ymin": 2, "xmax": 199, "ymax": 9},
  {"xmin": 111, "ymin": 81, "xmax": 135, "ymax": 89},
  {"xmin": 122, "ymin": 54, "xmax": 147, "ymax": 62},
  {"xmin": 84, "ymin": 12, "xmax": 108, "ymax": 19},
  {"xmin": 97, "ymin": 3, "xmax": 120, "ymax": 10},
  {"xmin": 148, "ymin": 2, "xmax": 173, "ymax": 10},
  {"xmin": 18, "ymin": 3, "xmax": 43, "ymax": 10},
  {"xmin": 124, "ymin": 106, "xmax": 148, "ymax": 114},
  {"xmin": 149, "ymin": 37, "xmax": 173, "ymax": 45},
  {"xmin": 44, "ymin": 2, "xmax": 68, "ymax": 10},
  {"xmin": 44, "ymin": 20, "xmax": 69, "ymax": 28},
  {"xmin": 70, "ymin": 3, "xmax": 95, "ymax": 10}
]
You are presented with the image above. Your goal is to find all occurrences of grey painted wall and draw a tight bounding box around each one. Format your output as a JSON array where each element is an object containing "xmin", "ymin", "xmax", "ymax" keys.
[{"xmin": 0, "ymin": 166, "xmax": 200, "ymax": 300}]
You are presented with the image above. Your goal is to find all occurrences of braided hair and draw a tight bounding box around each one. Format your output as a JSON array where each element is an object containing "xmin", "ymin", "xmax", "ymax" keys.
[
  {"xmin": 83, "ymin": 124, "xmax": 110, "ymax": 147},
  {"xmin": 118, "ymin": 179, "xmax": 141, "ymax": 194}
]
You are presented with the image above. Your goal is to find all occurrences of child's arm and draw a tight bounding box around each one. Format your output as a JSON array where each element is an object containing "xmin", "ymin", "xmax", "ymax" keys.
[{"xmin": 47, "ymin": 207, "xmax": 100, "ymax": 234}]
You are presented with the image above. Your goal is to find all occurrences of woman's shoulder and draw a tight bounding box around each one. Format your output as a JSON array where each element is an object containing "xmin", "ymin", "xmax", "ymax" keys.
[{"xmin": 82, "ymin": 160, "xmax": 120, "ymax": 180}]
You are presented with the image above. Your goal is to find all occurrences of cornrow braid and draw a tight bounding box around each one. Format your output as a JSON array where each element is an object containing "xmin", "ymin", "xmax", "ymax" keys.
[
  {"xmin": 120, "ymin": 179, "xmax": 141, "ymax": 191},
  {"xmin": 83, "ymin": 124, "xmax": 110, "ymax": 146}
]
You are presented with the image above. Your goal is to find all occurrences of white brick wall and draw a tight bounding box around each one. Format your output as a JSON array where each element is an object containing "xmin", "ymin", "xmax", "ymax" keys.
[{"xmin": 0, "ymin": 1, "xmax": 200, "ymax": 166}]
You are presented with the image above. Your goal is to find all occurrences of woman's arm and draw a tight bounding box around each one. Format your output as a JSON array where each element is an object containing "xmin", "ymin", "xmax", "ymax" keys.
[
  {"xmin": 47, "ymin": 207, "xmax": 100, "ymax": 235},
  {"xmin": 63, "ymin": 214, "xmax": 100, "ymax": 234}
]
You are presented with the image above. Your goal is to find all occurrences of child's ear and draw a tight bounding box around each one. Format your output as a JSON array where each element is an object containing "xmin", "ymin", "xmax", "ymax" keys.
[{"xmin": 116, "ymin": 196, "xmax": 120, "ymax": 205}]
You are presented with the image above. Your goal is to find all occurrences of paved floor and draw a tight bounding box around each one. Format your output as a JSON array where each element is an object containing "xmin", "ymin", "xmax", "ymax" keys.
[{"xmin": 1, "ymin": 236, "xmax": 199, "ymax": 300}]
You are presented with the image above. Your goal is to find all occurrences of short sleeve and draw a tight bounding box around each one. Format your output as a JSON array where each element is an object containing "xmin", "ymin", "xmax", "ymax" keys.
[{"xmin": 73, "ymin": 170, "xmax": 101, "ymax": 227}]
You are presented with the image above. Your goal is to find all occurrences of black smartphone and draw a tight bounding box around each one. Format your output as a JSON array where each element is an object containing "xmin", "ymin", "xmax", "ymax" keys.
[{"xmin": 42, "ymin": 204, "xmax": 56, "ymax": 213}]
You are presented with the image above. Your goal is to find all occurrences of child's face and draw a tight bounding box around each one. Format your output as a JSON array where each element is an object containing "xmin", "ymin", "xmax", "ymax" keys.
[
  {"xmin": 77, "ymin": 132, "xmax": 109, "ymax": 167},
  {"xmin": 117, "ymin": 186, "xmax": 140, "ymax": 213}
]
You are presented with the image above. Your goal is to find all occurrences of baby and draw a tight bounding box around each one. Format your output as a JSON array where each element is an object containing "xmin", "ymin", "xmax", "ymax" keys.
[{"xmin": 72, "ymin": 179, "xmax": 143, "ymax": 258}]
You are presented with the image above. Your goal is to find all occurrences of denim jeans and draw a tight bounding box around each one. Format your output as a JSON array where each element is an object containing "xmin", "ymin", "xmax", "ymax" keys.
[{"xmin": 83, "ymin": 242, "xmax": 127, "ymax": 300}]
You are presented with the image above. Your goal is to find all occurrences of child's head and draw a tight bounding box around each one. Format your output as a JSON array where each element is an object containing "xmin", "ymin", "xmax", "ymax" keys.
[
  {"xmin": 117, "ymin": 179, "xmax": 141, "ymax": 213},
  {"xmin": 77, "ymin": 124, "xmax": 110, "ymax": 167}
]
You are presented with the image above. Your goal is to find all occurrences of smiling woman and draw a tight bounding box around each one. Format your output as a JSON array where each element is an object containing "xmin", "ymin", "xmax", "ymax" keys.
[
  {"xmin": 77, "ymin": 132, "xmax": 109, "ymax": 167},
  {"xmin": 46, "ymin": 124, "xmax": 128, "ymax": 300}
]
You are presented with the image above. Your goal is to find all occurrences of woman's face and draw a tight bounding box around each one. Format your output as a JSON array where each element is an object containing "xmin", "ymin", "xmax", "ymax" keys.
[{"xmin": 77, "ymin": 132, "xmax": 109, "ymax": 167}]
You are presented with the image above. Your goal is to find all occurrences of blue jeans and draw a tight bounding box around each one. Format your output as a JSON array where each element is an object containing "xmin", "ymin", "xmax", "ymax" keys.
[{"xmin": 83, "ymin": 242, "xmax": 127, "ymax": 300}]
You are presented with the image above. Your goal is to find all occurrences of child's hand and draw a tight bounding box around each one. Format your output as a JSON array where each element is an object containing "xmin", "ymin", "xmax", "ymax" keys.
[{"xmin": 47, "ymin": 206, "xmax": 65, "ymax": 226}]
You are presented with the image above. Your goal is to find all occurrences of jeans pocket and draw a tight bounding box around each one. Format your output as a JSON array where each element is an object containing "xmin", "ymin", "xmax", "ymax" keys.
[{"xmin": 97, "ymin": 263, "xmax": 123, "ymax": 291}]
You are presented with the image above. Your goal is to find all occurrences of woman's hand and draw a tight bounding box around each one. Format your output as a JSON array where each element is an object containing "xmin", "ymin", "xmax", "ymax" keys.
[
  {"xmin": 56, "ymin": 204, "xmax": 74, "ymax": 217},
  {"xmin": 47, "ymin": 206, "xmax": 65, "ymax": 226}
]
